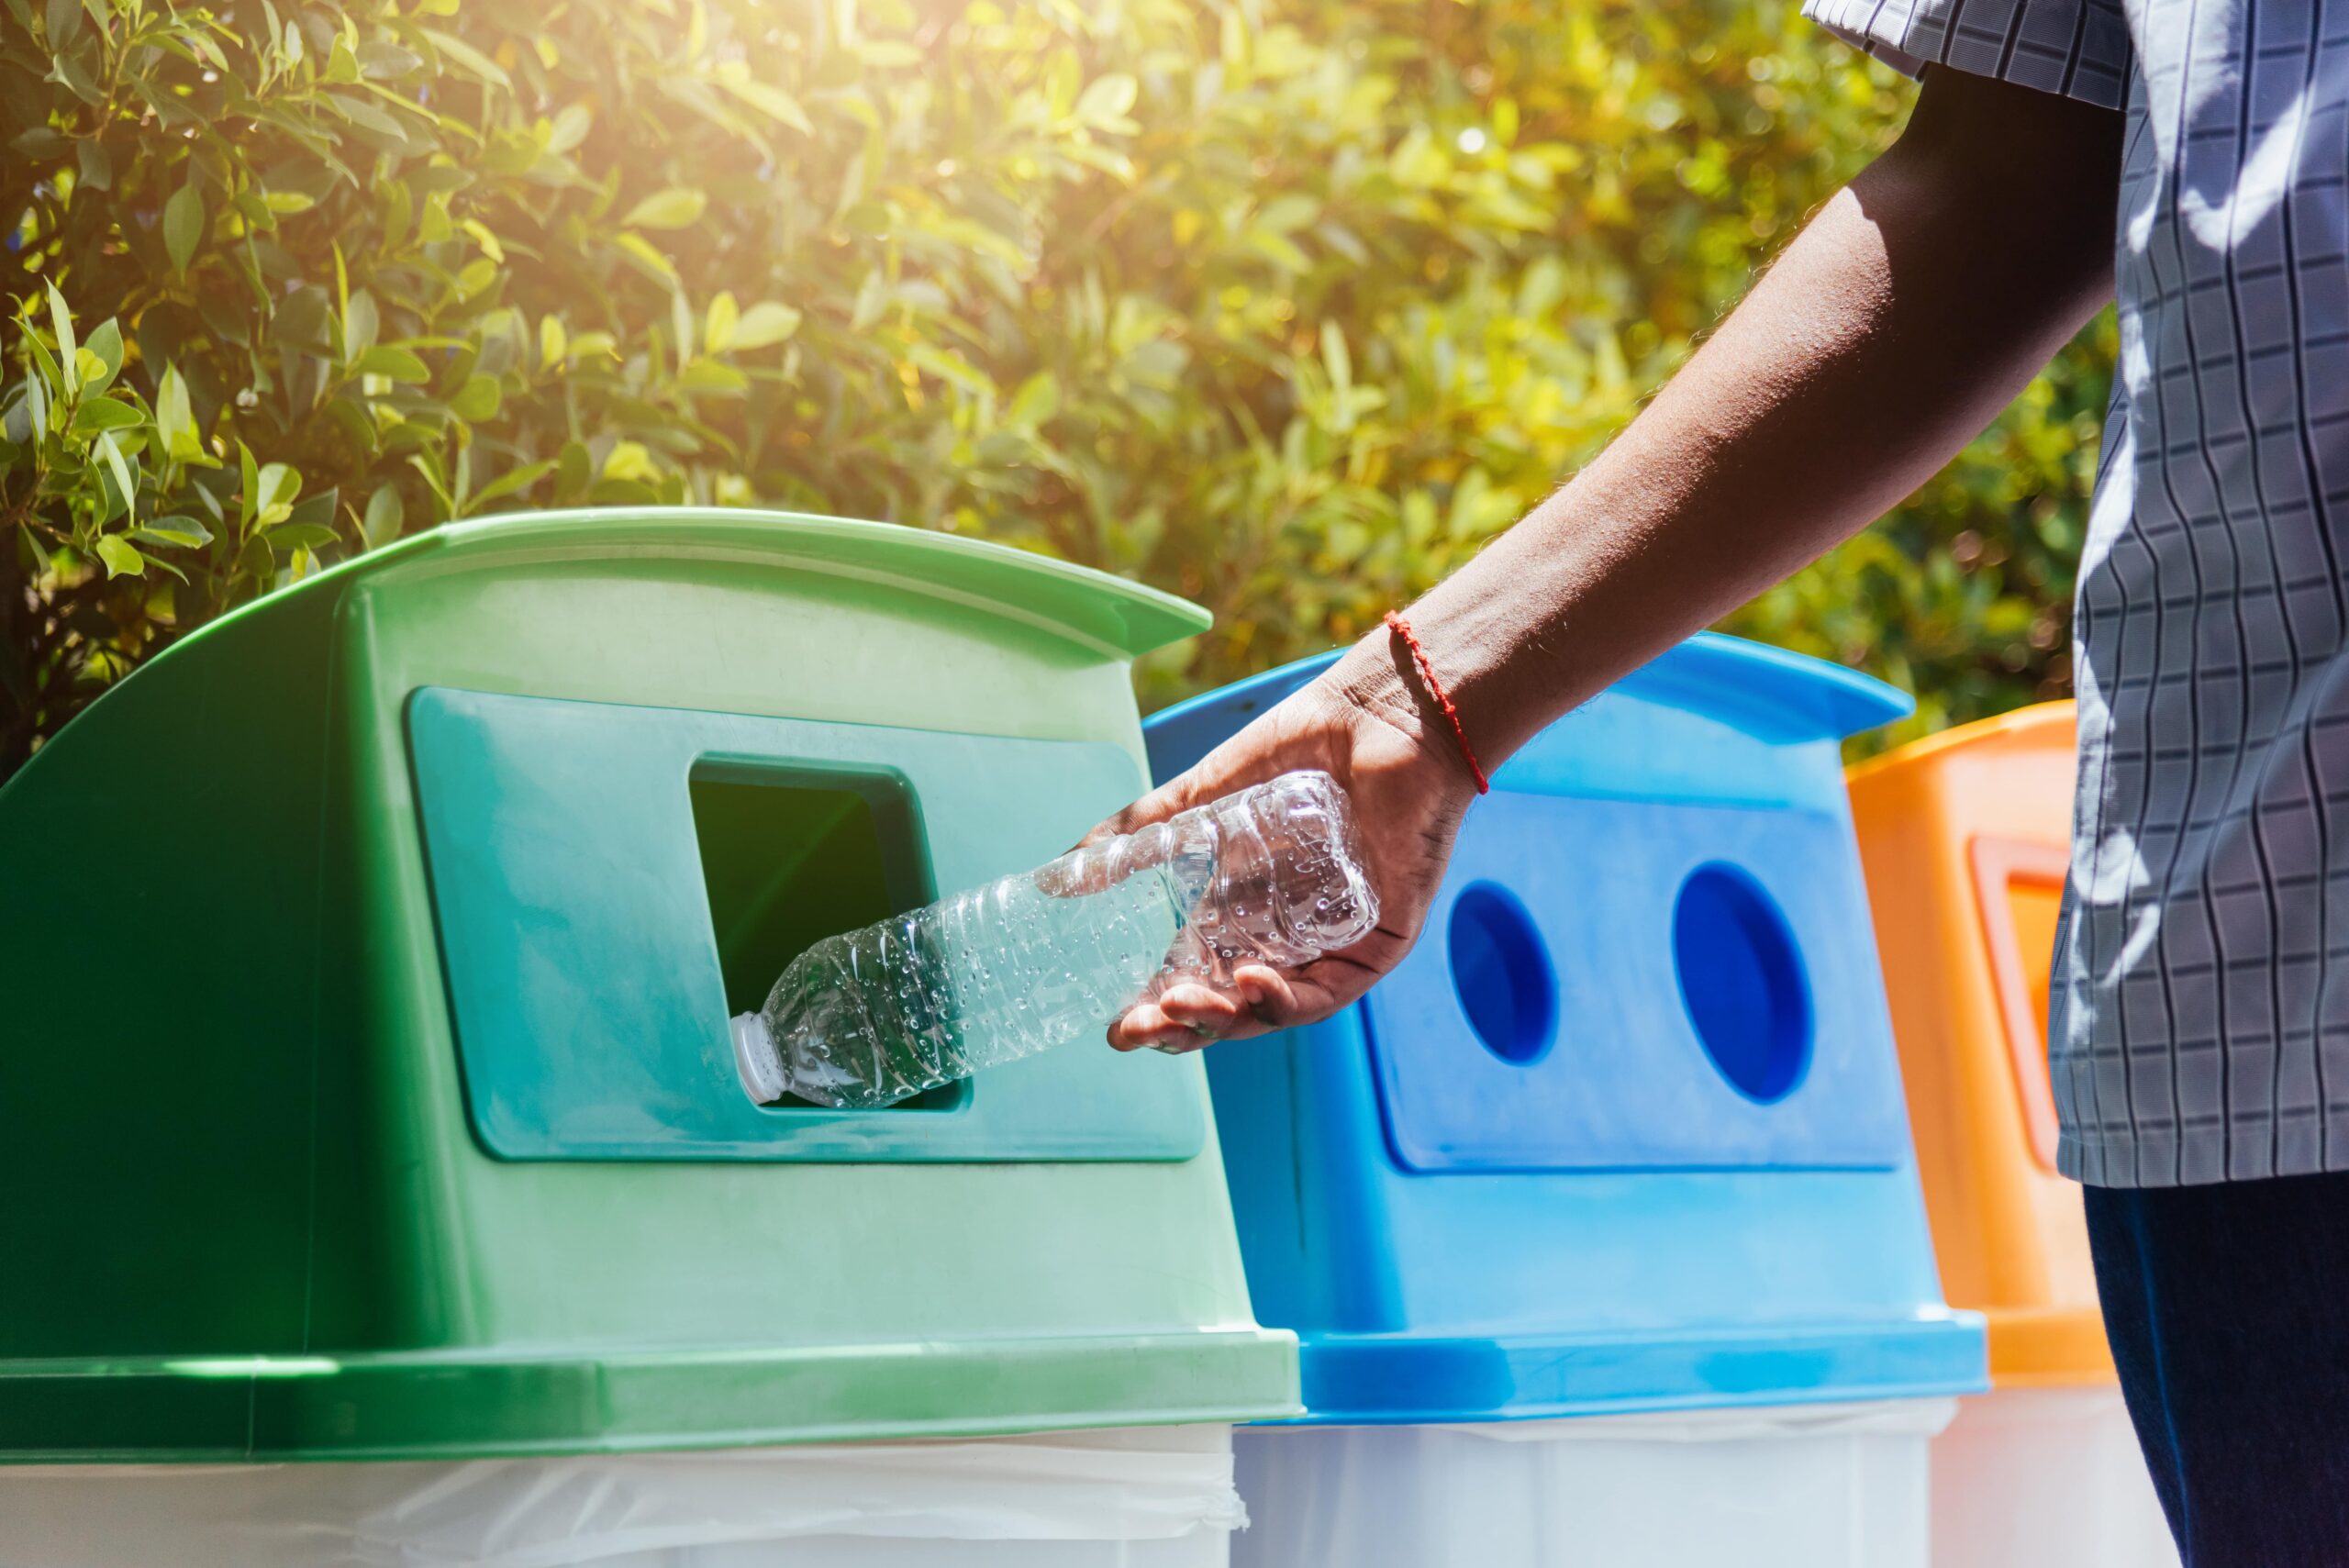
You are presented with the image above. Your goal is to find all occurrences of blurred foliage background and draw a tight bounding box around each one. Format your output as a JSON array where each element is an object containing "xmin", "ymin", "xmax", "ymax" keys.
[{"xmin": 0, "ymin": 0, "xmax": 2107, "ymax": 780}]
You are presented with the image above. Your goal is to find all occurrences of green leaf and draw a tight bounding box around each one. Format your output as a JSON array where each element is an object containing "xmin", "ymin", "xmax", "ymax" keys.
[
  {"xmin": 24, "ymin": 335, "xmax": 63, "ymax": 413},
  {"xmin": 563, "ymin": 330, "xmax": 618, "ymax": 362},
  {"xmin": 704, "ymin": 291, "xmax": 740, "ymax": 354},
  {"xmin": 155, "ymin": 365, "xmax": 205, "ymax": 462},
  {"xmin": 49, "ymin": 45, "xmax": 103, "ymax": 105},
  {"xmin": 1075, "ymin": 72, "xmax": 1139, "ymax": 124},
  {"xmin": 711, "ymin": 66, "xmax": 813, "ymax": 134},
  {"xmin": 285, "ymin": 491, "xmax": 340, "ymax": 533},
  {"xmin": 131, "ymin": 516, "xmax": 213, "ymax": 549},
  {"xmin": 621, "ymin": 187, "xmax": 707, "ymax": 230},
  {"xmin": 75, "ymin": 137, "xmax": 111, "ymax": 191},
  {"xmin": 906, "ymin": 343, "xmax": 992, "ymax": 398},
  {"xmin": 588, "ymin": 476, "xmax": 662, "ymax": 506},
  {"xmin": 71, "ymin": 397, "xmax": 144, "ymax": 435},
  {"xmin": 406, "ymin": 450, "xmax": 454, "ymax": 516},
  {"xmin": 357, "ymin": 37, "xmax": 424, "ymax": 79},
  {"xmin": 341, "ymin": 290, "xmax": 379, "ymax": 363},
  {"xmin": 163, "ymin": 179, "xmax": 205, "ymax": 275},
  {"xmin": 677, "ymin": 359, "xmax": 748, "ymax": 395},
  {"xmin": 238, "ymin": 440, "xmax": 261, "ymax": 531},
  {"xmin": 95, "ymin": 431, "xmax": 136, "ymax": 527},
  {"xmin": 600, "ymin": 439, "xmax": 661, "ymax": 483},
  {"xmin": 353, "ymin": 345, "xmax": 431, "ymax": 383},
  {"xmin": 555, "ymin": 439, "xmax": 592, "ymax": 499},
  {"xmin": 95, "ymin": 533, "xmax": 144, "ymax": 578},
  {"xmin": 1244, "ymin": 229, "xmax": 1311, "ymax": 272},
  {"xmin": 326, "ymin": 91, "xmax": 412, "ymax": 152},
  {"xmin": 539, "ymin": 315, "xmax": 567, "ymax": 370},
  {"xmin": 43, "ymin": 282, "xmax": 76, "ymax": 395},
  {"xmin": 1008, "ymin": 371, "xmax": 1060, "ymax": 428},
  {"xmin": 382, "ymin": 181, "xmax": 414, "ymax": 249},
  {"xmin": 728, "ymin": 301, "xmax": 801, "ymax": 351},
  {"xmin": 44, "ymin": 0, "xmax": 80, "ymax": 49},
  {"xmin": 362, "ymin": 483, "xmax": 404, "ymax": 547},
  {"xmin": 19, "ymin": 523, "xmax": 53, "ymax": 579},
  {"xmin": 252, "ymin": 462, "xmax": 302, "ymax": 528},
  {"xmin": 460, "ymin": 218, "xmax": 505, "ymax": 264},
  {"xmin": 468, "ymin": 457, "xmax": 556, "ymax": 510},
  {"xmin": 1320, "ymin": 320, "xmax": 1352, "ymax": 394},
  {"xmin": 448, "ymin": 373, "xmax": 501, "ymax": 422},
  {"xmin": 545, "ymin": 103, "xmax": 592, "ymax": 154},
  {"xmin": 11, "ymin": 127, "xmax": 71, "ymax": 160},
  {"xmin": 267, "ymin": 523, "xmax": 339, "ymax": 550},
  {"xmin": 418, "ymin": 28, "xmax": 511, "ymax": 89},
  {"xmin": 1255, "ymin": 193, "xmax": 1319, "ymax": 234},
  {"xmin": 612, "ymin": 232, "xmax": 679, "ymax": 285},
  {"xmin": 82, "ymin": 318, "xmax": 122, "ymax": 393}
]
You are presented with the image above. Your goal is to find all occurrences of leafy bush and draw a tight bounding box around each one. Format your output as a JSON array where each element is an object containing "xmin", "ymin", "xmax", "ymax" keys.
[{"xmin": 0, "ymin": 0, "xmax": 2101, "ymax": 778}]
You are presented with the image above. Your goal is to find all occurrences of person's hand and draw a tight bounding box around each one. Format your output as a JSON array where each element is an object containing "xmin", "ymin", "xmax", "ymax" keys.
[{"xmin": 1083, "ymin": 634, "xmax": 1486, "ymax": 1052}]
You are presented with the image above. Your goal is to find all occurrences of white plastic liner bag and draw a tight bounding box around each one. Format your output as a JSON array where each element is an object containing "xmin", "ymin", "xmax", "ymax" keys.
[
  {"xmin": 1232, "ymin": 1398, "xmax": 1955, "ymax": 1568},
  {"xmin": 0, "ymin": 1423, "xmax": 1241, "ymax": 1568},
  {"xmin": 1932, "ymin": 1387, "xmax": 2177, "ymax": 1568}
]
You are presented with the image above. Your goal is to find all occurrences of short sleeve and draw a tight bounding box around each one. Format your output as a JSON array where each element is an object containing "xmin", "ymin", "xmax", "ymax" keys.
[{"xmin": 1801, "ymin": 0, "xmax": 2133, "ymax": 110}]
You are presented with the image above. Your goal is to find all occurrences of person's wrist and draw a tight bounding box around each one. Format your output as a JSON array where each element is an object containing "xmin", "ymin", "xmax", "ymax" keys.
[{"xmin": 1319, "ymin": 630, "xmax": 1487, "ymax": 804}]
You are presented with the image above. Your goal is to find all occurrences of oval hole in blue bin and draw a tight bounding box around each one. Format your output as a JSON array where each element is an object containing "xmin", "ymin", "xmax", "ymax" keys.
[
  {"xmin": 1448, "ymin": 883, "xmax": 1557, "ymax": 1065},
  {"xmin": 1672, "ymin": 863, "xmax": 1812, "ymax": 1103}
]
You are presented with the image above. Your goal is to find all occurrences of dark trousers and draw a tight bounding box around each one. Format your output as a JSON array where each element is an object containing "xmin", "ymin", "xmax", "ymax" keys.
[{"xmin": 2087, "ymin": 1169, "xmax": 2349, "ymax": 1566}]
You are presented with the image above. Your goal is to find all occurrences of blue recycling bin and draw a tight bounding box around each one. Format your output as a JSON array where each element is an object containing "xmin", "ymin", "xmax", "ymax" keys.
[{"xmin": 1145, "ymin": 634, "xmax": 1988, "ymax": 1568}]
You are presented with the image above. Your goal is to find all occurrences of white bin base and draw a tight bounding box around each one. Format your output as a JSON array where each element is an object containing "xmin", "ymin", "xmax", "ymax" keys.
[
  {"xmin": 0, "ymin": 1424, "xmax": 1239, "ymax": 1568},
  {"xmin": 1932, "ymin": 1386, "xmax": 2178, "ymax": 1568},
  {"xmin": 1231, "ymin": 1398, "xmax": 1954, "ymax": 1568}
]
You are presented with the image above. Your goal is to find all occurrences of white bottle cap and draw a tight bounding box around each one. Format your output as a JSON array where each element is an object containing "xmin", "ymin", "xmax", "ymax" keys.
[{"xmin": 729, "ymin": 1012, "xmax": 789, "ymax": 1104}]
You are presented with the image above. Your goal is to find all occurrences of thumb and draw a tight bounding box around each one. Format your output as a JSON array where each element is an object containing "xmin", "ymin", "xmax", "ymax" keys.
[
  {"xmin": 1074, "ymin": 719, "xmax": 1304, "ymax": 851},
  {"xmin": 1075, "ymin": 768, "xmax": 1217, "ymax": 851},
  {"xmin": 1038, "ymin": 742, "xmax": 1277, "ymax": 900},
  {"xmin": 1034, "ymin": 767, "xmax": 1219, "ymax": 901}
]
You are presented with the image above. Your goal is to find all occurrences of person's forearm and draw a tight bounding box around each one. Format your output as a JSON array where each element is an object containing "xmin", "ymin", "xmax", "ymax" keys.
[{"xmin": 1359, "ymin": 69, "xmax": 2122, "ymax": 767}]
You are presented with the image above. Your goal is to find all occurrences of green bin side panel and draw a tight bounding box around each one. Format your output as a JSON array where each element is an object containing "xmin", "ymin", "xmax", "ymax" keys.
[
  {"xmin": 0, "ymin": 592, "xmax": 344, "ymax": 1362},
  {"xmin": 406, "ymin": 687, "xmax": 1205, "ymax": 1161}
]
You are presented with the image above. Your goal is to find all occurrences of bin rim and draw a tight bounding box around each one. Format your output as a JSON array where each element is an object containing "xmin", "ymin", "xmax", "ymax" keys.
[
  {"xmin": 1146, "ymin": 631, "xmax": 1911, "ymax": 747},
  {"xmin": 106, "ymin": 506, "xmax": 1210, "ymax": 678},
  {"xmin": 1845, "ymin": 697, "xmax": 2076, "ymax": 786}
]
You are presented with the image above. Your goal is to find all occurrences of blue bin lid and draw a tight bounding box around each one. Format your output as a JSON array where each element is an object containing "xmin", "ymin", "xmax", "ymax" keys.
[
  {"xmin": 1145, "ymin": 632, "xmax": 1911, "ymax": 784},
  {"xmin": 1143, "ymin": 634, "xmax": 1984, "ymax": 1423}
]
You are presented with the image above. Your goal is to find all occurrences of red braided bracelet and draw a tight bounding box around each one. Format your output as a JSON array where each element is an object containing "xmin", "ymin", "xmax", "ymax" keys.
[{"xmin": 1384, "ymin": 611, "xmax": 1490, "ymax": 795}]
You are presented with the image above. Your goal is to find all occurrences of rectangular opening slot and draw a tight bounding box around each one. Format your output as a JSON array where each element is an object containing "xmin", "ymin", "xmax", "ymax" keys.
[
  {"xmin": 690, "ymin": 761, "xmax": 964, "ymax": 1111},
  {"xmin": 1971, "ymin": 836, "xmax": 2070, "ymax": 1171}
]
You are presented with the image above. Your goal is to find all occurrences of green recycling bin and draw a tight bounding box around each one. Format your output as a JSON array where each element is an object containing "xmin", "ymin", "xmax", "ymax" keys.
[{"xmin": 0, "ymin": 509, "xmax": 1294, "ymax": 1566}]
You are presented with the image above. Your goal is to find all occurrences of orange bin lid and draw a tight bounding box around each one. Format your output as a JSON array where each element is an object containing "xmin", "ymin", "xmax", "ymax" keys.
[{"xmin": 1847, "ymin": 703, "xmax": 2112, "ymax": 1386}]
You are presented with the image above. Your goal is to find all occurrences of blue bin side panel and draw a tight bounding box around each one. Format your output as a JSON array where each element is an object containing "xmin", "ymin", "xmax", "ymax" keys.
[
  {"xmin": 1209, "ymin": 1008, "xmax": 1410, "ymax": 1335},
  {"xmin": 1364, "ymin": 788, "xmax": 1909, "ymax": 1172}
]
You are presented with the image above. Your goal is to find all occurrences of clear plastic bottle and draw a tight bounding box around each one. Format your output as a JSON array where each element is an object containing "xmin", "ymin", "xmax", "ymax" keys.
[{"xmin": 729, "ymin": 770, "xmax": 1378, "ymax": 1109}]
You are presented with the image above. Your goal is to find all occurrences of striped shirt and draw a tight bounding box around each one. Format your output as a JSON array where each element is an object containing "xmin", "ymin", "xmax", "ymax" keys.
[{"xmin": 1804, "ymin": 0, "xmax": 2349, "ymax": 1185}]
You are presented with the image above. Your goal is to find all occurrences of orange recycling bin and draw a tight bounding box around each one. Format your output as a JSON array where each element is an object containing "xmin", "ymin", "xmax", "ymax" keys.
[{"xmin": 1850, "ymin": 703, "xmax": 2176, "ymax": 1568}]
